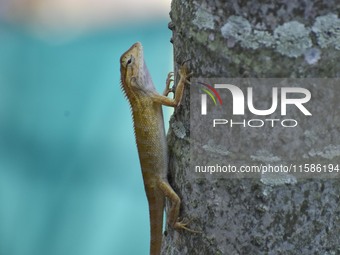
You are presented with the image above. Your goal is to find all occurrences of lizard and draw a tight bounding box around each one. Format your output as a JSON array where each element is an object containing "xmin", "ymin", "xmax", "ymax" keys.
[{"xmin": 119, "ymin": 42, "xmax": 192, "ymax": 255}]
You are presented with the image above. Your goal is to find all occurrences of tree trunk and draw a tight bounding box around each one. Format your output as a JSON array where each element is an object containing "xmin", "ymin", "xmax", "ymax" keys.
[{"xmin": 163, "ymin": 1, "xmax": 340, "ymax": 254}]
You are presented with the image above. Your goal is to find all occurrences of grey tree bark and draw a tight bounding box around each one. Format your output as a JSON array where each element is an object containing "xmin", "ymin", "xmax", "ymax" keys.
[{"xmin": 163, "ymin": 1, "xmax": 340, "ymax": 255}]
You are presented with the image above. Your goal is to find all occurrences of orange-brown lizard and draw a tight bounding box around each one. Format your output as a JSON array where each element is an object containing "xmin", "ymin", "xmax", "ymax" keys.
[{"xmin": 120, "ymin": 42, "xmax": 192, "ymax": 255}]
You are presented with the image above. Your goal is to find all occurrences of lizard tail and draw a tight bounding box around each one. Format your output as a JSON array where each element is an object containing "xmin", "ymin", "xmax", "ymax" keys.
[{"xmin": 147, "ymin": 190, "xmax": 165, "ymax": 255}]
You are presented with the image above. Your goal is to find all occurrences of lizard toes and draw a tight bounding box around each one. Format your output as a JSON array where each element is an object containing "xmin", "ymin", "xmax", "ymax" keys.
[
  {"xmin": 174, "ymin": 219, "xmax": 201, "ymax": 234},
  {"xmin": 167, "ymin": 72, "xmax": 174, "ymax": 78},
  {"xmin": 179, "ymin": 63, "xmax": 189, "ymax": 74}
]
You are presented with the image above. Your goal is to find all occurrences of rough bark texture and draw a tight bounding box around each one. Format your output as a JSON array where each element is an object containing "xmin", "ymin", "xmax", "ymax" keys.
[{"xmin": 163, "ymin": 1, "xmax": 340, "ymax": 255}]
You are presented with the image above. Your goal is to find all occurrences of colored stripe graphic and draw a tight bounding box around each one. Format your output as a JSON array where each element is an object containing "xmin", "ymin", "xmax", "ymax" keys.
[
  {"xmin": 201, "ymin": 88, "xmax": 216, "ymax": 105},
  {"xmin": 198, "ymin": 82, "xmax": 223, "ymax": 105}
]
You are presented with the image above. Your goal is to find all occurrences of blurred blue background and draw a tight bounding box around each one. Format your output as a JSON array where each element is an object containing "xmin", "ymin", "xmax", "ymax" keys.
[{"xmin": 0, "ymin": 1, "xmax": 173, "ymax": 254}]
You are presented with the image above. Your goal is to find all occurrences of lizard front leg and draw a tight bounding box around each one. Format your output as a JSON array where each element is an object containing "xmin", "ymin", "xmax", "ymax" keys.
[{"xmin": 152, "ymin": 65, "xmax": 191, "ymax": 107}]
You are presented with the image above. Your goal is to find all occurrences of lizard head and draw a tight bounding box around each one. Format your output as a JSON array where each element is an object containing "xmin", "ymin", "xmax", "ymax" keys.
[{"xmin": 120, "ymin": 42, "xmax": 144, "ymax": 92}]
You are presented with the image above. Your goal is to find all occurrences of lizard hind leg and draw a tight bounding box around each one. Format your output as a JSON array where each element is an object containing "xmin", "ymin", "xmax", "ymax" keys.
[
  {"xmin": 158, "ymin": 180, "xmax": 180, "ymax": 228},
  {"xmin": 158, "ymin": 180, "xmax": 200, "ymax": 233}
]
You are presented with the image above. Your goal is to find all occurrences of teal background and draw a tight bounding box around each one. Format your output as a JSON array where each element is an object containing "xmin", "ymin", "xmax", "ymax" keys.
[{"xmin": 0, "ymin": 20, "xmax": 172, "ymax": 255}]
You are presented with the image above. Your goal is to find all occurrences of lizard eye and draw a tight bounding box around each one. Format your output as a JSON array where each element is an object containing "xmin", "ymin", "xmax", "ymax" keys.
[{"xmin": 126, "ymin": 56, "xmax": 133, "ymax": 66}]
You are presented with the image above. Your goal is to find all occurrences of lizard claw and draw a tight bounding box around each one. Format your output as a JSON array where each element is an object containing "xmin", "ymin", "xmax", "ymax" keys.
[
  {"xmin": 166, "ymin": 72, "xmax": 174, "ymax": 86},
  {"xmin": 181, "ymin": 59, "xmax": 191, "ymax": 66},
  {"xmin": 164, "ymin": 72, "xmax": 175, "ymax": 96}
]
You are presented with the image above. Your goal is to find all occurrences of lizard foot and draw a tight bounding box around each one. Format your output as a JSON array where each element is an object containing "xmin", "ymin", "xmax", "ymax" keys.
[
  {"xmin": 185, "ymin": 73, "xmax": 193, "ymax": 85},
  {"xmin": 174, "ymin": 219, "xmax": 201, "ymax": 234},
  {"xmin": 164, "ymin": 72, "xmax": 174, "ymax": 96},
  {"xmin": 179, "ymin": 64, "xmax": 193, "ymax": 85},
  {"xmin": 179, "ymin": 64, "xmax": 189, "ymax": 78}
]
